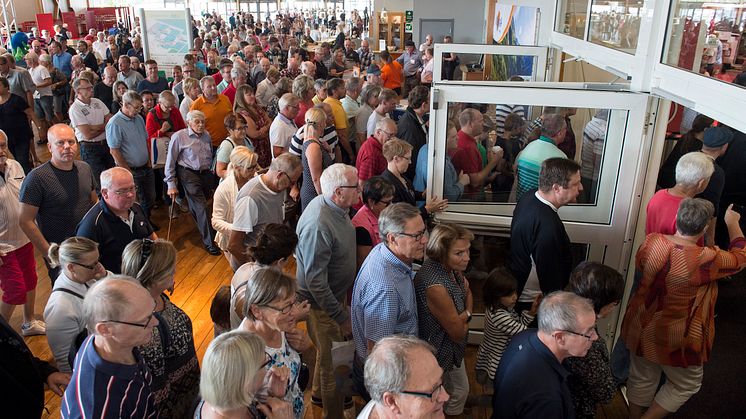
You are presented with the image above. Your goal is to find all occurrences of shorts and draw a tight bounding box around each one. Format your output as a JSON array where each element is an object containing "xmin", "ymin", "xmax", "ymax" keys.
[
  {"xmin": 626, "ymin": 353, "xmax": 703, "ymax": 413},
  {"xmin": 34, "ymin": 96, "xmax": 54, "ymax": 121},
  {"xmin": 0, "ymin": 243, "xmax": 38, "ymax": 305},
  {"xmin": 53, "ymin": 94, "xmax": 68, "ymax": 114}
]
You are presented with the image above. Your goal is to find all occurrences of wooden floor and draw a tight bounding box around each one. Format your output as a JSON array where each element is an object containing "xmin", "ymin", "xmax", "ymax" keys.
[{"xmin": 8, "ymin": 142, "xmax": 629, "ymax": 418}]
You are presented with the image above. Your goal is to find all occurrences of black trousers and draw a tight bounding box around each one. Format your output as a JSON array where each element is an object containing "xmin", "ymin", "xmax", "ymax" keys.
[{"xmin": 176, "ymin": 166, "xmax": 216, "ymax": 247}]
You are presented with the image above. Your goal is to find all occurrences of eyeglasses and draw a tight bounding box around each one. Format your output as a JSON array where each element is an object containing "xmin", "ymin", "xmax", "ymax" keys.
[
  {"xmin": 262, "ymin": 301, "xmax": 295, "ymax": 315},
  {"xmin": 561, "ymin": 328, "xmax": 597, "ymax": 341},
  {"xmin": 397, "ymin": 228, "xmax": 429, "ymax": 241},
  {"xmin": 112, "ymin": 187, "xmax": 136, "ymax": 196},
  {"xmin": 72, "ymin": 260, "xmax": 101, "ymax": 270},
  {"xmin": 401, "ymin": 383, "xmax": 444, "ymax": 403},
  {"xmin": 378, "ymin": 199, "xmax": 393, "ymax": 206},
  {"xmin": 397, "ymin": 155, "xmax": 412, "ymax": 162},
  {"xmin": 280, "ymin": 171, "xmax": 295, "ymax": 184},
  {"xmin": 140, "ymin": 238, "xmax": 154, "ymax": 272},
  {"xmin": 338, "ymin": 184, "xmax": 361, "ymax": 191},
  {"xmin": 104, "ymin": 300, "xmax": 157, "ymax": 329}
]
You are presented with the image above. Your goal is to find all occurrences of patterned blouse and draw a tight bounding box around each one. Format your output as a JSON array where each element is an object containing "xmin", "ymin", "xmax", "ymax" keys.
[
  {"xmin": 266, "ymin": 332, "xmax": 304, "ymax": 419},
  {"xmin": 140, "ymin": 294, "xmax": 201, "ymax": 419},
  {"xmin": 621, "ymin": 234, "xmax": 746, "ymax": 367},
  {"xmin": 414, "ymin": 259, "xmax": 468, "ymax": 371},
  {"xmin": 564, "ymin": 333, "xmax": 616, "ymax": 419}
]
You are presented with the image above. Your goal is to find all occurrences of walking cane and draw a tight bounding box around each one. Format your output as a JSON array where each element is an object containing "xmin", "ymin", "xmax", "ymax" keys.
[{"xmin": 166, "ymin": 199, "xmax": 175, "ymax": 241}]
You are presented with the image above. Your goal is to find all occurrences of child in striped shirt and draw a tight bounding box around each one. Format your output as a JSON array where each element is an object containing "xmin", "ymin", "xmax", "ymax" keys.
[{"xmin": 475, "ymin": 267, "xmax": 541, "ymax": 387}]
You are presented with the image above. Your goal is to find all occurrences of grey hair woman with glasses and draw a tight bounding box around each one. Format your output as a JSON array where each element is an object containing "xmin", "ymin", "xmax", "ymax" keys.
[
  {"xmin": 44, "ymin": 236, "xmax": 108, "ymax": 372},
  {"xmin": 238, "ymin": 267, "xmax": 312, "ymax": 419},
  {"xmin": 121, "ymin": 238, "xmax": 200, "ymax": 419},
  {"xmin": 212, "ymin": 145, "xmax": 259, "ymax": 271}
]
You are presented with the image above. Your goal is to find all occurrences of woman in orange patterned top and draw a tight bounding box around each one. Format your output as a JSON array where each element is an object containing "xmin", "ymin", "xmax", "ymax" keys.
[{"xmin": 621, "ymin": 198, "xmax": 746, "ymax": 419}]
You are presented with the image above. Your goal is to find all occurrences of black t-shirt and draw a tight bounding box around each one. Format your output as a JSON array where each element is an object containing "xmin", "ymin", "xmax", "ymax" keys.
[
  {"xmin": 0, "ymin": 93, "xmax": 33, "ymax": 142},
  {"xmin": 697, "ymin": 163, "xmax": 725, "ymax": 215},
  {"xmin": 94, "ymin": 82, "xmax": 114, "ymax": 113},
  {"xmin": 355, "ymin": 226, "xmax": 373, "ymax": 246}
]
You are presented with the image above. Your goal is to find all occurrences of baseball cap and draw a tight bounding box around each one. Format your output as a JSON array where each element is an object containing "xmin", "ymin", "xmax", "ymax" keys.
[
  {"xmin": 703, "ymin": 126, "xmax": 734, "ymax": 147},
  {"xmin": 366, "ymin": 64, "xmax": 381, "ymax": 75}
]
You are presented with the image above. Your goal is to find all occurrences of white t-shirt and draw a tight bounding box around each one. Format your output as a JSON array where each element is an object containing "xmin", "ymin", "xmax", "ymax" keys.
[
  {"xmin": 68, "ymin": 98, "xmax": 110, "ymax": 142},
  {"xmin": 366, "ymin": 110, "xmax": 388, "ymax": 137},
  {"xmin": 29, "ymin": 65, "xmax": 52, "ymax": 98},
  {"xmin": 269, "ymin": 114, "xmax": 298, "ymax": 158}
]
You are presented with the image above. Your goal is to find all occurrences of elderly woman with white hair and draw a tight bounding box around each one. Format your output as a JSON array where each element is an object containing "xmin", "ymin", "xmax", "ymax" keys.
[
  {"xmin": 622, "ymin": 198, "xmax": 746, "ymax": 419},
  {"xmin": 212, "ymin": 145, "xmax": 259, "ymax": 270},
  {"xmin": 195, "ymin": 330, "xmax": 293, "ymax": 419}
]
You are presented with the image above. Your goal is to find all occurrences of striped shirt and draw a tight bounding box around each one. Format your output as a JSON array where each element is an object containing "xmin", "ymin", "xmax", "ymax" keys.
[
  {"xmin": 514, "ymin": 136, "xmax": 566, "ymax": 201},
  {"xmin": 495, "ymin": 104, "xmax": 527, "ymax": 138},
  {"xmin": 0, "ymin": 159, "xmax": 29, "ymax": 251},
  {"xmin": 288, "ymin": 124, "xmax": 338, "ymax": 160},
  {"xmin": 61, "ymin": 335, "xmax": 157, "ymax": 418},
  {"xmin": 475, "ymin": 307, "xmax": 535, "ymax": 381},
  {"xmin": 580, "ymin": 116, "xmax": 607, "ymax": 181}
]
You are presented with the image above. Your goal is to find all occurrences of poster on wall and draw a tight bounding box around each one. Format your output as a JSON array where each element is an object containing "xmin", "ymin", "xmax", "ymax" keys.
[
  {"xmin": 490, "ymin": 3, "xmax": 539, "ymax": 80},
  {"xmin": 139, "ymin": 8, "xmax": 193, "ymax": 74}
]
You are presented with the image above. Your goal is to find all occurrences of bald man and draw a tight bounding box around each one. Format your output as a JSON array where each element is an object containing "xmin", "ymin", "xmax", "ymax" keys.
[{"xmin": 19, "ymin": 124, "xmax": 97, "ymax": 283}]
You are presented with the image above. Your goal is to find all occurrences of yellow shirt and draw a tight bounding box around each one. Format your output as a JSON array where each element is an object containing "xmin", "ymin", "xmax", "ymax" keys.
[
  {"xmin": 324, "ymin": 96, "xmax": 348, "ymax": 130},
  {"xmin": 190, "ymin": 94, "xmax": 232, "ymax": 146}
]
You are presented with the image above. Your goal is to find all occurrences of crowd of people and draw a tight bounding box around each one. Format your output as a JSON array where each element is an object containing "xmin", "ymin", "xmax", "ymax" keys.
[{"xmin": 1, "ymin": 6, "xmax": 746, "ymax": 419}]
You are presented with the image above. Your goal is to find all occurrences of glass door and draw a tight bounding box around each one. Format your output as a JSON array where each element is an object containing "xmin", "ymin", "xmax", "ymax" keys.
[{"xmin": 432, "ymin": 43, "xmax": 550, "ymax": 84}]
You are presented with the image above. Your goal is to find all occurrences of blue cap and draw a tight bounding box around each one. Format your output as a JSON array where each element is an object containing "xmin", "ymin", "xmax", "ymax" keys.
[
  {"xmin": 366, "ymin": 64, "xmax": 381, "ymax": 75},
  {"xmin": 703, "ymin": 126, "xmax": 734, "ymax": 147}
]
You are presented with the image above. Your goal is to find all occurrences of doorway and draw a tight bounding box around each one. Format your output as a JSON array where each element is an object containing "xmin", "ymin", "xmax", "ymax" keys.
[{"xmin": 419, "ymin": 18, "xmax": 454, "ymax": 46}]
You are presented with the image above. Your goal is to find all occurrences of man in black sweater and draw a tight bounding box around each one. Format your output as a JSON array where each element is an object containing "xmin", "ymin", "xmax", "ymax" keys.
[
  {"xmin": 510, "ymin": 158, "xmax": 583, "ymax": 313},
  {"xmin": 397, "ymin": 86, "xmax": 430, "ymax": 180}
]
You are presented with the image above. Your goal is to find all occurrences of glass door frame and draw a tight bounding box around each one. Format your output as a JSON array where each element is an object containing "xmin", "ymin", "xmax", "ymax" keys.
[{"xmin": 432, "ymin": 43, "xmax": 551, "ymax": 84}]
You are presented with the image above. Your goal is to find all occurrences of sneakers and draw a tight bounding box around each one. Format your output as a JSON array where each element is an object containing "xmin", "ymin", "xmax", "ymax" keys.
[
  {"xmin": 175, "ymin": 197, "xmax": 190, "ymax": 213},
  {"xmin": 21, "ymin": 320, "xmax": 46, "ymax": 336}
]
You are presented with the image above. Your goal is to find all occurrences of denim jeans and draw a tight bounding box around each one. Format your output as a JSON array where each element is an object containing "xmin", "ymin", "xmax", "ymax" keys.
[
  {"xmin": 79, "ymin": 141, "xmax": 114, "ymax": 190},
  {"xmin": 131, "ymin": 167, "xmax": 156, "ymax": 218}
]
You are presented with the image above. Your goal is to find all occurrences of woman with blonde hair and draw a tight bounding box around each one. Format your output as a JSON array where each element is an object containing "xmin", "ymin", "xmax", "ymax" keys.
[
  {"xmin": 110, "ymin": 80, "xmax": 128, "ymax": 114},
  {"xmin": 213, "ymin": 145, "xmax": 259, "ymax": 271},
  {"xmin": 44, "ymin": 237, "xmax": 107, "ymax": 372},
  {"xmin": 299, "ymin": 107, "xmax": 334, "ymax": 210},
  {"xmin": 239, "ymin": 268, "xmax": 312, "ymax": 419},
  {"xmin": 179, "ymin": 76, "xmax": 201, "ymax": 121},
  {"xmin": 121, "ymin": 239, "xmax": 200, "ymax": 419},
  {"xmin": 235, "ymin": 84, "xmax": 272, "ymax": 167},
  {"xmin": 196, "ymin": 330, "xmax": 293, "ymax": 418}
]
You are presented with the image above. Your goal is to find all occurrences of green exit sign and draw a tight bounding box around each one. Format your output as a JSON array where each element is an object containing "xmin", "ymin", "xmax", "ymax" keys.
[{"xmin": 405, "ymin": 10, "xmax": 413, "ymax": 22}]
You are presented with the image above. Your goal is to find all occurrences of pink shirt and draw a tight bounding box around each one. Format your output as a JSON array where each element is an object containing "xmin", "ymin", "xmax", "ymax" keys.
[{"xmin": 646, "ymin": 189, "xmax": 683, "ymax": 236}]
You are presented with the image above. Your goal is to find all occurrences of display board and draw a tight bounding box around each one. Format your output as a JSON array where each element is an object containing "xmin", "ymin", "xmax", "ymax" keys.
[{"xmin": 138, "ymin": 8, "xmax": 193, "ymax": 73}]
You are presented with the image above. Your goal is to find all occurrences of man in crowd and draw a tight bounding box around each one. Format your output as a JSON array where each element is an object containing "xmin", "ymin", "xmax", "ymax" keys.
[
  {"xmin": 510, "ymin": 158, "xmax": 582, "ymax": 313},
  {"xmin": 343, "ymin": 38, "xmax": 360, "ymax": 64},
  {"xmin": 251, "ymin": 57, "xmax": 271, "ymax": 87},
  {"xmin": 49, "ymin": 41, "xmax": 72, "ymax": 78},
  {"xmin": 296, "ymin": 164, "xmax": 358, "ymax": 418},
  {"xmin": 94, "ymin": 66, "xmax": 117, "ymax": 113},
  {"xmin": 324, "ymin": 78, "xmax": 355, "ymax": 161},
  {"xmin": 396, "ymin": 85, "xmax": 430, "ymax": 179},
  {"xmin": 396, "ymin": 40, "xmax": 423, "ymax": 97},
  {"xmin": 137, "ymin": 60, "xmax": 169, "ymax": 94},
  {"xmin": 215, "ymin": 59, "xmax": 233, "ymax": 92},
  {"xmin": 341, "ymin": 77, "xmax": 363, "ymax": 129},
  {"xmin": 301, "ymin": 60, "xmax": 317, "ymax": 79},
  {"xmin": 493, "ymin": 291, "xmax": 597, "ymax": 419},
  {"xmin": 360, "ymin": 336, "xmax": 450, "ymax": 418},
  {"xmin": 61, "ymin": 277, "xmax": 158, "ymax": 418},
  {"xmin": 358, "ymin": 39, "xmax": 373, "ymax": 70},
  {"xmin": 106, "ymin": 90, "xmax": 157, "ymax": 223},
  {"xmin": 451, "ymin": 108, "xmax": 500, "ymax": 199},
  {"xmin": 352, "ymin": 203, "xmax": 426, "ymax": 400},
  {"xmin": 25, "ymin": 52, "xmax": 53, "ymax": 144},
  {"xmin": 77, "ymin": 40, "xmax": 99, "ymax": 76},
  {"xmin": 579, "ymin": 109, "xmax": 609, "ymax": 203},
  {"xmin": 364, "ymin": 64, "xmax": 382, "ymax": 88},
  {"xmin": 366, "ymin": 88, "xmax": 398, "ymax": 137},
  {"xmin": 228, "ymin": 154, "xmax": 301, "ymax": 265},
  {"xmin": 165, "ymin": 110, "xmax": 220, "ymax": 255},
  {"xmin": 269, "ymin": 93, "xmax": 300, "ymax": 157},
  {"xmin": 515, "ymin": 113, "xmax": 568, "ymax": 201},
  {"xmin": 357, "ymin": 117, "xmax": 396, "ymax": 185},
  {"xmin": 76, "ymin": 168, "xmax": 156, "ymax": 273},
  {"xmin": 698, "ymin": 127, "xmax": 731, "ymax": 245},
  {"xmin": 127, "ymin": 36, "xmax": 145, "ymax": 61},
  {"xmin": 190, "ymin": 76, "xmax": 232, "ymax": 148},
  {"xmin": 0, "ymin": 54, "xmax": 34, "ymax": 107},
  {"xmin": 19, "ymin": 124, "xmax": 97, "ymax": 282},
  {"xmin": 68, "ymin": 77, "xmax": 115, "ymax": 187},
  {"xmin": 420, "ymin": 33, "xmax": 434, "ymax": 53},
  {"xmin": 222, "ymin": 65, "xmax": 247, "ymax": 104},
  {"xmin": 92, "ymin": 32, "xmax": 108, "ymax": 60},
  {"xmin": 117, "ymin": 55, "xmax": 144, "ymax": 90},
  {"xmin": 281, "ymin": 53, "xmax": 302, "ymax": 80}
]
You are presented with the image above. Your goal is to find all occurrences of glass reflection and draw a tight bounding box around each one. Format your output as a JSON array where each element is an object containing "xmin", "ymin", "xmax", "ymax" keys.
[
  {"xmin": 589, "ymin": 0, "xmax": 642, "ymax": 52},
  {"xmin": 557, "ymin": 0, "xmax": 590, "ymax": 40},
  {"xmin": 664, "ymin": 0, "xmax": 746, "ymax": 86}
]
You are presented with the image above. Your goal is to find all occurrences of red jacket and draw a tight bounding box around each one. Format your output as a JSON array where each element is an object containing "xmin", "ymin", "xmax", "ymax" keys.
[{"xmin": 145, "ymin": 104, "xmax": 187, "ymax": 140}]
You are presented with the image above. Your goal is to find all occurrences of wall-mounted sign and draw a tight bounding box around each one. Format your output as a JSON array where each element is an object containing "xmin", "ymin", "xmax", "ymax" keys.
[{"xmin": 405, "ymin": 10, "xmax": 413, "ymax": 22}]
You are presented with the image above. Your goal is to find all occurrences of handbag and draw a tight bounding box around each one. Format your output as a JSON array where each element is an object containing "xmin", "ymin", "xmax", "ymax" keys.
[{"xmin": 150, "ymin": 136, "xmax": 170, "ymax": 169}]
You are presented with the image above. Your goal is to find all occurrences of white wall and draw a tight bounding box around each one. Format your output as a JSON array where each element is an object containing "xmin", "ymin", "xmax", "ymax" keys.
[
  {"xmin": 412, "ymin": 0, "xmax": 487, "ymax": 45},
  {"xmin": 14, "ymin": 1, "xmax": 39, "ymax": 23}
]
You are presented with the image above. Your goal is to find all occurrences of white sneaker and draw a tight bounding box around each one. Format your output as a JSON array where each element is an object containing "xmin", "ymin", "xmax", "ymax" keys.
[{"xmin": 21, "ymin": 320, "xmax": 46, "ymax": 336}]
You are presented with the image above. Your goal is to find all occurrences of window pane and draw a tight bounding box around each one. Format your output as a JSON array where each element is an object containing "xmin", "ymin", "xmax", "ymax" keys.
[
  {"xmin": 588, "ymin": 0, "xmax": 642, "ymax": 53},
  {"xmin": 557, "ymin": 0, "xmax": 590, "ymax": 39},
  {"xmin": 664, "ymin": 0, "xmax": 746, "ymax": 86}
]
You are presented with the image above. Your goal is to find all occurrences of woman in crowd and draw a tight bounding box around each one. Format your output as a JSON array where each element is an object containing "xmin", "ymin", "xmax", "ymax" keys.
[
  {"xmin": 179, "ymin": 77, "xmax": 201, "ymax": 121},
  {"xmin": 0, "ymin": 76, "xmax": 34, "ymax": 174},
  {"xmin": 215, "ymin": 113, "xmax": 256, "ymax": 179},
  {"xmin": 256, "ymin": 67, "xmax": 281, "ymax": 107},
  {"xmin": 105, "ymin": 36, "xmax": 119, "ymax": 65},
  {"xmin": 292, "ymin": 75, "xmax": 315, "ymax": 127},
  {"xmin": 235, "ymin": 84, "xmax": 272, "ymax": 167},
  {"xmin": 329, "ymin": 48, "xmax": 346, "ymax": 77},
  {"xmin": 266, "ymin": 77, "xmax": 293, "ymax": 120},
  {"xmin": 299, "ymin": 107, "xmax": 333, "ymax": 211},
  {"xmin": 140, "ymin": 90, "xmax": 156, "ymax": 116},
  {"xmin": 381, "ymin": 138, "xmax": 447, "ymax": 218},
  {"xmin": 230, "ymin": 223, "xmax": 298, "ymax": 328},
  {"xmin": 564, "ymin": 262, "xmax": 624, "ymax": 419},
  {"xmin": 196, "ymin": 330, "xmax": 293, "ymax": 419},
  {"xmin": 121, "ymin": 239, "xmax": 200, "ymax": 419},
  {"xmin": 421, "ymin": 47, "xmax": 434, "ymax": 88},
  {"xmin": 621, "ymin": 199, "xmax": 746, "ymax": 419},
  {"xmin": 414, "ymin": 121, "xmax": 471, "ymax": 202},
  {"xmin": 40, "ymin": 53, "xmax": 68, "ymax": 125},
  {"xmin": 351, "ymin": 176, "xmax": 395, "ymax": 269},
  {"xmin": 110, "ymin": 80, "xmax": 128, "ymax": 114},
  {"xmin": 657, "ymin": 114, "xmax": 714, "ymax": 189},
  {"xmin": 475, "ymin": 267, "xmax": 538, "ymax": 388},
  {"xmin": 414, "ymin": 223, "xmax": 474, "ymax": 416},
  {"xmin": 355, "ymin": 85, "xmax": 381, "ymax": 144},
  {"xmin": 239, "ymin": 268, "xmax": 312, "ymax": 419},
  {"xmin": 145, "ymin": 91, "xmax": 186, "ymax": 203},
  {"xmin": 44, "ymin": 237, "xmax": 107, "ymax": 373},
  {"xmin": 213, "ymin": 146, "xmax": 258, "ymax": 271}
]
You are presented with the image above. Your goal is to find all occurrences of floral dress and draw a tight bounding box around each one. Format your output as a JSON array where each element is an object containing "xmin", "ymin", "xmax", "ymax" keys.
[{"xmin": 266, "ymin": 332, "xmax": 304, "ymax": 419}]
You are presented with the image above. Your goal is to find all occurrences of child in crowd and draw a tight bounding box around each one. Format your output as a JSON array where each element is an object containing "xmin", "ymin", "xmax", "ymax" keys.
[
  {"xmin": 210, "ymin": 285, "xmax": 232, "ymax": 337},
  {"xmin": 475, "ymin": 267, "xmax": 540, "ymax": 387}
]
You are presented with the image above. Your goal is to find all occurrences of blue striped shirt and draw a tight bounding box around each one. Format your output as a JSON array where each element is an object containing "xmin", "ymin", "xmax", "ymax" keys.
[
  {"xmin": 352, "ymin": 243, "xmax": 419, "ymax": 360},
  {"xmin": 61, "ymin": 335, "xmax": 157, "ymax": 419},
  {"xmin": 515, "ymin": 136, "xmax": 566, "ymax": 201}
]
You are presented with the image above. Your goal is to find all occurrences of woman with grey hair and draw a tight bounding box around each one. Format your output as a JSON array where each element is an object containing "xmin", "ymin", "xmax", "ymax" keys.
[
  {"xmin": 622, "ymin": 198, "xmax": 746, "ymax": 419},
  {"xmin": 356, "ymin": 84, "xmax": 382, "ymax": 143},
  {"xmin": 414, "ymin": 223, "xmax": 474, "ymax": 415},
  {"xmin": 195, "ymin": 330, "xmax": 293, "ymax": 419},
  {"xmin": 237, "ymin": 268, "xmax": 311, "ymax": 419}
]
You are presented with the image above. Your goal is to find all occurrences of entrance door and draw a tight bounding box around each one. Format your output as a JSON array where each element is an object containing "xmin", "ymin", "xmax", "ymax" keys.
[{"xmin": 419, "ymin": 18, "xmax": 454, "ymax": 46}]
